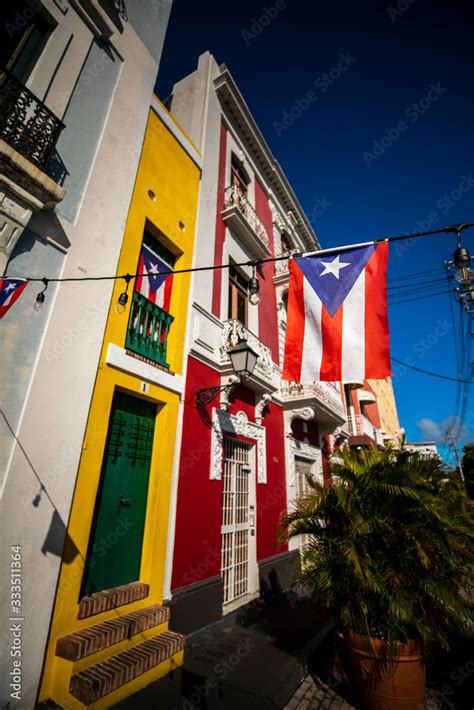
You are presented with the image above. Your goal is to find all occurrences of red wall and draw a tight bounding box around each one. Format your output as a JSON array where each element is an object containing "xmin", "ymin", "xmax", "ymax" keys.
[
  {"xmin": 172, "ymin": 372, "xmax": 288, "ymax": 590},
  {"xmin": 211, "ymin": 122, "xmax": 228, "ymax": 317},
  {"xmin": 256, "ymin": 401, "xmax": 288, "ymax": 559},
  {"xmin": 359, "ymin": 382, "xmax": 382, "ymax": 428},
  {"xmin": 291, "ymin": 419, "xmax": 319, "ymax": 446},
  {"xmin": 172, "ymin": 357, "xmax": 222, "ymax": 590},
  {"xmin": 254, "ymin": 179, "xmax": 280, "ymax": 364}
]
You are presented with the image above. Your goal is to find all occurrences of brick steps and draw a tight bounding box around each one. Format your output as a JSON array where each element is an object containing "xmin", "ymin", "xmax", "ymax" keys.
[
  {"xmin": 69, "ymin": 630, "xmax": 185, "ymax": 704},
  {"xmin": 56, "ymin": 604, "xmax": 169, "ymax": 661},
  {"xmin": 78, "ymin": 582, "xmax": 149, "ymax": 619}
]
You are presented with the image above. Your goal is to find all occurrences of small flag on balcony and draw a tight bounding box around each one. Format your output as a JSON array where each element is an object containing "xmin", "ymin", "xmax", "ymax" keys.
[
  {"xmin": 282, "ymin": 242, "xmax": 390, "ymax": 382},
  {"xmin": 0, "ymin": 278, "xmax": 28, "ymax": 319},
  {"xmin": 135, "ymin": 244, "xmax": 173, "ymax": 311}
]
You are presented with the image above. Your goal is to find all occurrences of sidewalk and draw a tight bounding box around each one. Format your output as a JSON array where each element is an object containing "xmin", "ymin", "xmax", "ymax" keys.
[
  {"xmin": 284, "ymin": 677, "xmax": 355, "ymax": 710},
  {"xmin": 113, "ymin": 591, "xmax": 334, "ymax": 709}
]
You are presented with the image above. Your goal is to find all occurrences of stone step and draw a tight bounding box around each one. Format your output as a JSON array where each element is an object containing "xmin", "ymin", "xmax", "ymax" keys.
[
  {"xmin": 78, "ymin": 582, "xmax": 149, "ymax": 619},
  {"xmin": 69, "ymin": 630, "xmax": 185, "ymax": 705},
  {"xmin": 56, "ymin": 604, "xmax": 169, "ymax": 661}
]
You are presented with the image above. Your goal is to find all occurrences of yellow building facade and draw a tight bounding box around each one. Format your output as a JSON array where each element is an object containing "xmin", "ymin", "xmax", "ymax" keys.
[
  {"xmin": 366, "ymin": 376, "xmax": 404, "ymax": 446},
  {"xmin": 39, "ymin": 99, "xmax": 201, "ymax": 708}
]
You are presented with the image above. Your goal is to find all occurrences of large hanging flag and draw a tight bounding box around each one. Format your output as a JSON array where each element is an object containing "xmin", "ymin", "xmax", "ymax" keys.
[
  {"xmin": 282, "ymin": 242, "xmax": 390, "ymax": 382},
  {"xmin": 0, "ymin": 278, "xmax": 28, "ymax": 319},
  {"xmin": 135, "ymin": 244, "xmax": 173, "ymax": 312}
]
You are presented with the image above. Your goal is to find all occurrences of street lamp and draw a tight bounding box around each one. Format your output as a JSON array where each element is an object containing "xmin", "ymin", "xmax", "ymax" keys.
[
  {"xmin": 228, "ymin": 340, "xmax": 258, "ymax": 377},
  {"xmin": 195, "ymin": 340, "xmax": 259, "ymax": 409}
]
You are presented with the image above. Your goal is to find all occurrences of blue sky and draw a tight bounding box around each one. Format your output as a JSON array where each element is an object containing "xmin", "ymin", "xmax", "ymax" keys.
[{"xmin": 156, "ymin": 0, "xmax": 474, "ymax": 462}]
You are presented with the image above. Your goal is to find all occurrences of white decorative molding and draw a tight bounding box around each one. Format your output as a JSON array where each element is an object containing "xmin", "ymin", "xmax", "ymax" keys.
[
  {"xmin": 287, "ymin": 437, "xmax": 323, "ymax": 487},
  {"xmin": 106, "ymin": 343, "xmax": 183, "ymax": 394},
  {"xmin": 269, "ymin": 200, "xmax": 286, "ymax": 232},
  {"xmin": 220, "ymin": 375, "xmax": 240, "ymax": 411},
  {"xmin": 211, "ymin": 409, "xmax": 266, "ymax": 483},
  {"xmin": 281, "ymin": 380, "xmax": 346, "ymax": 420},
  {"xmin": 220, "ymin": 319, "xmax": 273, "ymax": 382},
  {"xmin": 255, "ymin": 393, "xmax": 271, "ymax": 424},
  {"xmin": 285, "ymin": 406, "xmax": 315, "ymax": 436}
]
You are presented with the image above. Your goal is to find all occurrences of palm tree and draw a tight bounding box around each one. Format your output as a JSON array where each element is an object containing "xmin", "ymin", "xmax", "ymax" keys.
[{"xmin": 279, "ymin": 446, "xmax": 474, "ymax": 662}]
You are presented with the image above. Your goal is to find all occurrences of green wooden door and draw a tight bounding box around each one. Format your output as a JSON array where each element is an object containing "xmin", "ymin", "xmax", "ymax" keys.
[{"xmin": 82, "ymin": 391, "xmax": 156, "ymax": 596}]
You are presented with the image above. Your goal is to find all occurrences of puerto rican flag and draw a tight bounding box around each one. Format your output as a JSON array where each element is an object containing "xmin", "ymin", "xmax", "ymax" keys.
[
  {"xmin": 283, "ymin": 242, "xmax": 390, "ymax": 382},
  {"xmin": 135, "ymin": 244, "xmax": 173, "ymax": 311},
  {"xmin": 0, "ymin": 278, "xmax": 28, "ymax": 319}
]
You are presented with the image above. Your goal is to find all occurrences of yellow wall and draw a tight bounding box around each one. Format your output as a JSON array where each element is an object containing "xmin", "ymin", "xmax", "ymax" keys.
[
  {"xmin": 367, "ymin": 377, "xmax": 403, "ymax": 445},
  {"xmin": 39, "ymin": 102, "xmax": 201, "ymax": 708}
]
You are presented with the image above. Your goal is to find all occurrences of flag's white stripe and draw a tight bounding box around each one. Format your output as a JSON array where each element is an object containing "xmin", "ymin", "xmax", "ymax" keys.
[
  {"xmin": 3, "ymin": 288, "xmax": 20, "ymax": 307},
  {"xmin": 300, "ymin": 276, "xmax": 323, "ymax": 381},
  {"xmin": 341, "ymin": 268, "xmax": 365, "ymax": 382}
]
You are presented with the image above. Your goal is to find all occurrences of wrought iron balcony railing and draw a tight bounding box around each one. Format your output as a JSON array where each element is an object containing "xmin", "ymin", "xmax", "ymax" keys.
[
  {"xmin": 220, "ymin": 319, "xmax": 274, "ymax": 382},
  {"xmin": 281, "ymin": 380, "xmax": 346, "ymax": 419},
  {"xmin": 223, "ymin": 185, "xmax": 269, "ymax": 251},
  {"xmin": 125, "ymin": 292, "xmax": 174, "ymax": 368},
  {"xmin": 0, "ymin": 66, "xmax": 65, "ymax": 171}
]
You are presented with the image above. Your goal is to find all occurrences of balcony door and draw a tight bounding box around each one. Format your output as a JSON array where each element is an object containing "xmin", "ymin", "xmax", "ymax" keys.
[
  {"xmin": 230, "ymin": 155, "xmax": 249, "ymax": 197},
  {"xmin": 81, "ymin": 391, "xmax": 156, "ymax": 596},
  {"xmin": 221, "ymin": 437, "xmax": 257, "ymax": 606},
  {"xmin": 228, "ymin": 265, "xmax": 248, "ymax": 326}
]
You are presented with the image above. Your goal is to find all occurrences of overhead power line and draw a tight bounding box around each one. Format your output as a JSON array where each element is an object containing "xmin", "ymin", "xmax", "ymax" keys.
[
  {"xmin": 388, "ymin": 289, "xmax": 453, "ymax": 305},
  {"xmin": 390, "ymin": 356, "xmax": 472, "ymax": 383}
]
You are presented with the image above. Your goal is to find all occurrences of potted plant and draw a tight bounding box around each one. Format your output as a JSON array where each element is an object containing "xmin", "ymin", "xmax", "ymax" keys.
[{"xmin": 279, "ymin": 447, "xmax": 474, "ymax": 709}]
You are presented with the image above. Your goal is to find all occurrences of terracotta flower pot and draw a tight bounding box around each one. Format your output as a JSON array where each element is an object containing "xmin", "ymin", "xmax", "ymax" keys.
[{"xmin": 344, "ymin": 631, "xmax": 426, "ymax": 710}]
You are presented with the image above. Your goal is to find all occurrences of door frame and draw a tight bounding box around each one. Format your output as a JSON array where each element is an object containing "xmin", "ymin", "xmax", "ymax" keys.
[{"xmin": 221, "ymin": 434, "xmax": 258, "ymax": 611}]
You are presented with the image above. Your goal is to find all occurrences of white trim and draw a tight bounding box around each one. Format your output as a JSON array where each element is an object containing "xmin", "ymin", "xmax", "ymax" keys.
[
  {"xmin": 151, "ymin": 96, "xmax": 203, "ymax": 170},
  {"xmin": 210, "ymin": 409, "xmax": 266, "ymax": 483},
  {"xmin": 106, "ymin": 343, "xmax": 183, "ymax": 394},
  {"xmin": 287, "ymin": 438, "xmax": 322, "ymax": 487}
]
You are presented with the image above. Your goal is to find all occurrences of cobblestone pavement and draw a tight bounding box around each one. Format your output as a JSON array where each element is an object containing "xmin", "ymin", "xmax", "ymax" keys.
[{"xmin": 284, "ymin": 676, "xmax": 356, "ymax": 710}]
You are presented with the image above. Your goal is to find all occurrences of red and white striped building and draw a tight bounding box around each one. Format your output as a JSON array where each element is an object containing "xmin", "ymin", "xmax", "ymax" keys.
[{"xmin": 163, "ymin": 52, "xmax": 385, "ymax": 632}]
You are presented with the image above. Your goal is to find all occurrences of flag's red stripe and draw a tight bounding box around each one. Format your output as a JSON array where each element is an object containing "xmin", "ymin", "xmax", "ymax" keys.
[
  {"xmin": 163, "ymin": 274, "xmax": 173, "ymax": 312},
  {"xmin": 0, "ymin": 281, "xmax": 28, "ymax": 319},
  {"xmin": 365, "ymin": 242, "xmax": 390, "ymax": 378},
  {"xmin": 320, "ymin": 304, "xmax": 343, "ymax": 380},
  {"xmin": 282, "ymin": 260, "xmax": 305, "ymax": 381},
  {"xmin": 135, "ymin": 255, "xmax": 144, "ymax": 294}
]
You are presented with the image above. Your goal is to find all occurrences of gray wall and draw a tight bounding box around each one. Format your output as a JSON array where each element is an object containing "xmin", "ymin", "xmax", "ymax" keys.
[
  {"xmin": 125, "ymin": 0, "xmax": 173, "ymax": 65},
  {"xmin": 0, "ymin": 233, "xmax": 64, "ymax": 483},
  {"xmin": 55, "ymin": 40, "xmax": 123, "ymax": 223}
]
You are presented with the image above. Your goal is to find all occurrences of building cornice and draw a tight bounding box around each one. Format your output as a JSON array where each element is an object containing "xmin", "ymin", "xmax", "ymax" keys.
[{"xmin": 214, "ymin": 66, "xmax": 319, "ymax": 252}]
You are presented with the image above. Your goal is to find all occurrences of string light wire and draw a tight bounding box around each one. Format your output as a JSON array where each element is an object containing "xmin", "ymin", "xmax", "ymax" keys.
[{"xmin": 5, "ymin": 221, "xmax": 474, "ymax": 286}]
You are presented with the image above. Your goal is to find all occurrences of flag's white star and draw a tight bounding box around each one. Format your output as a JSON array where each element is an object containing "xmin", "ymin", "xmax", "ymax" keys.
[
  {"xmin": 4, "ymin": 282, "xmax": 16, "ymax": 293},
  {"xmin": 319, "ymin": 255, "xmax": 351, "ymax": 279},
  {"xmin": 148, "ymin": 262, "xmax": 160, "ymax": 276}
]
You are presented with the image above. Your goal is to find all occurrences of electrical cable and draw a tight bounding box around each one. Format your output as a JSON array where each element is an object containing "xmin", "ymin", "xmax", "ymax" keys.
[
  {"xmin": 5, "ymin": 221, "xmax": 474, "ymax": 285},
  {"xmin": 388, "ymin": 289, "xmax": 453, "ymax": 305},
  {"xmin": 387, "ymin": 268, "xmax": 442, "ymax": 282},
  {"xmin": 390, "ymin": 357, "xmax": 472, "ymax": 384},
  {"xmin": 387, "ymin": 277, "xmax": 447, "ymax": 291}
]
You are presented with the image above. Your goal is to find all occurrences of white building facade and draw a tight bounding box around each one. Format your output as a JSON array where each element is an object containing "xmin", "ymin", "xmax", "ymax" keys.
[
  {"xmin": 163, "ymin": 53, "xmax": 349, "ymax": 632},
  {"xmin": 0, "ymin": 1, "xmax": 172, "ymax": 705}
]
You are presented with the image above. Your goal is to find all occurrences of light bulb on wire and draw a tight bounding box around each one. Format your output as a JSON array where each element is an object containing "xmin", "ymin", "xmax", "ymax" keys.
[
  {"xmin": 115, "ymin": 274, "xmax": 132, "ymax": 314},
  {"xmin": 33, "ymin": 278, "xmax": 48, "ymax": 312},
  {"xmin": 453, "ymin": 242, "xmax": 472, "ymax": 284},
  {"xmin": 248, "ymin": 263, "xmax": 260, "ymax": 306}
]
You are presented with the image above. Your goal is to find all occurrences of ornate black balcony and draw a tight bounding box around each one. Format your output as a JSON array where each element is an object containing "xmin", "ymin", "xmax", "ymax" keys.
[{"xmin": 0, "ymin": 66, "xmax": 65, "ymax": 171}]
